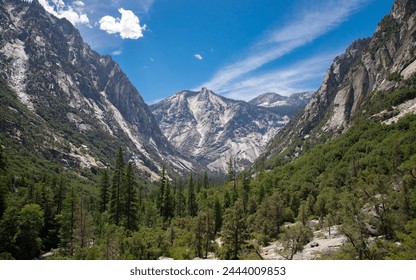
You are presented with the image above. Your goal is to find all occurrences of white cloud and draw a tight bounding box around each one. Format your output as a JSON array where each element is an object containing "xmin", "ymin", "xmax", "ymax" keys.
[
  {"xmin": 201, "ymin": 0, "xmax": 370, "ymax": 98},
  {"xmin": 221, "ymin": 52, "xmax": 337, "ymax": 101},
  {"xmin": 194, "ymin": 54, "xmax": 203, "ymax": 60},
  {"xmin": 111, "ymin": 49, "xmax": 122, "ymax": 56},
  {"xmin": 138, "ymin": 0, "xmax": 156, "ymax": 14},
  {"xmin": 99, "ymin": 8, "xmax": 146, "ymax": 39},
  {"xmin": 73, "ymin": 1, "xmax": 85, "ymax": 7},
  {"xmin": 37, "ymin": 0, "xmax": 90, "ymax": 26}
]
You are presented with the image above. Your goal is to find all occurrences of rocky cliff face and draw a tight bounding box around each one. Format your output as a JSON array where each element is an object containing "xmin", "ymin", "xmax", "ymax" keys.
[
  {"xmin": 249, "ymin": 91, "xmax": 314, "ymax": 118},
  {"xmin": 261, "ymin": 0, "xmax": 416, "ymax": 161},
  {"xmin": 0, "ymin": 0, "xmax": 194, "ymax": 179},
  {"xmin": 151, "ymin": 88, "xmax": 300, "ymax": 173},
  {"xmin": 249, "ymin": 92, "xmax": 313, "ymax": 109}
]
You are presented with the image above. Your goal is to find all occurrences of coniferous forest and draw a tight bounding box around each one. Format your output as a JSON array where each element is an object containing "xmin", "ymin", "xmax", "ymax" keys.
[
  {"xmin": 1, "ymin": 87, "xmax": 416, "ymax": 260},
  {"xmin": 1, "ymin": 0, "xmax": 416, "ymax": 261}
]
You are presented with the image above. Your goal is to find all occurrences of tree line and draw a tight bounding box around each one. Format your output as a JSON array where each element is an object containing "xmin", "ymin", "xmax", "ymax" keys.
[{"xmin": 1, "ymin": 90, "xmax": 416, "ymax": 260}]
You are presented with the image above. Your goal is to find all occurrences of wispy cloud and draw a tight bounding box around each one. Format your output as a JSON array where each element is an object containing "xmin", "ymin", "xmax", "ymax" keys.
[
  {"xmin": 137, "ymin": 0, "xmax": 156, "ymax": 14},
  {"xmin": 194, "ymin": 54, "xmax": 203, "ymax": 60},
  {"xmin": 222, "ymin": 52, "xmax": 338, "ymax": 101},
  {"xmin": 111, "ymin": 49, "xmax": 122, "ymax": 56},
  {"xmin": 201, "ymin": 0, "xmax": 371, "ymax": 98}
]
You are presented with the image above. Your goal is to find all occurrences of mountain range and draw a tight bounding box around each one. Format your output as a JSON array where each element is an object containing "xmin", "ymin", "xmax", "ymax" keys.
[
  {"xmin": 0, "ymin": 0, "xmax": 194, "ymax": 180},
  {"xmin": 1, "ymin": 0, "xmax": 416, "ymax": 261},
  {"xmin": 1, "ymin": 0, "xmax": 416, "ymax": 179},
  {"xmin": 0, "ymin": 0, "xmax": 314, "ymax": 177},
  {"xmin": 249, "ymin": 91, "xmax": 313, "ymax": 108},
  {"xmin": 151, "ymin": 88, "xmax": 311, "ymax": 173},
  {"xmin": 258, "ymin": 0, "xmax": 416, "ymax": 166}
]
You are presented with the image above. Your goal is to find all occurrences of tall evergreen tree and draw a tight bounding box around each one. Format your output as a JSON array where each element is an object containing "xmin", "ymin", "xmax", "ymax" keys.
[
  {"xmin": 57, "ymin": 185, "xmax": 77, "ymax": 255},
  {"xmin": 227, "ymin": 157, "xmax": 235, "ymax": 182},
  {"xmin": 0, "ymin": 180, "xmax": 6, "ymax": 220},
  {"xmin": 203, "ymin": 171, "xmax": 209, "ymax": 189},
  {"xmin": 193, "ymin": 209, "xmax": 215, "ymax": 258},
  {"xmin": 0, "ymin": 145, "xmax": 6, "ymax": 171},
  {"xmin": 99, "ymin": 169, "xmax": 110, "ymax": 213},
  {"xmin": 221, "ymin": 201, "xmax": 248, "ymax": 260},
  {"xmin": 162, "ymin": 179, "xmax": 173, "ymax": 220},
  {"xmin": 158, "ymin": 166, "xmax": 166, "ymax": 216},
  {"xmin": 188, "ymin": 173, "xmax": 197, "ymax": 217},
  {"xmin": 109, "ymin": 147, "xmax": 124, "ymax": 226},
  {"xmin": 34, "ymin": 181, "xmax": 56, "ymax": 251},
  {"xmin": 72, "ymin": 191, "xmax": 93, "ymax": 251},
  {"xmin": 56, "ymin": 176, "xmax": 66, "ymax": 216},
  {"xmin": 123, "ymin": 162, "xmax": 139, "ymax": 231},
  {"xmin": 214, "ymin": 196, "xmax": 223, "ymax": 233},
  {"xmin": 241, "ymin": 173, "xmax": 250, "ymax": 214},
  {"xmin": 223, "ymin": 190, "xmax": 231, "ymax": 209},
  {"xmin": 175, "ymin": 183, "xmax": 186, "ymax": 218},
  {"xmin": 0, "ymin": 146, "xmax": 7, "ymax": 219}
]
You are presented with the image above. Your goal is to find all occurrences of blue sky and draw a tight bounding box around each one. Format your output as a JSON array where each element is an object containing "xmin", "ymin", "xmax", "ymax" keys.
[{"xmin": 35, "ymin": 0, "xmax": 394, "ymax": 104}]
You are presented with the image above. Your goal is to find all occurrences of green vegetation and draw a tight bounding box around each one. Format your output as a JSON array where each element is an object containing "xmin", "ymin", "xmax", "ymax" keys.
[
  {"xmin": 387, "ymin": 72, "xmax": 403, "ymax": 82},
  {"xmin": 371, "ymin": 15, "xmax": 400, "ymax": 52},
  {"xmin": 1, "ymin": 82, "xmax": 416, "ymax": 259}
]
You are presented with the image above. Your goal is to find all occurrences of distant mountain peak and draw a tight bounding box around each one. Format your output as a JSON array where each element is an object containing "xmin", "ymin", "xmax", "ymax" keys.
[
  {"xmin": 249, "ymin": 91, "xmax": 314, "ymax": 108},
  {"xmin": 151, "ymin": 89, "xmax": 310, "ymax": 173}
]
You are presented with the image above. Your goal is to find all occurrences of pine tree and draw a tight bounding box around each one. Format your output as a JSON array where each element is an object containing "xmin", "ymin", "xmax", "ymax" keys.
[
  {"xmin": 56, "ymin": 176, "xmax": 66, "ymax": 216},
  {"xmin": 193, "ymin": 209, "xmax": 215, "ymax": 258},
  {"xmin": 194, "ymin": 213, "xmax": 204, "ymax": 258},
  {"xmin": 241, "ymin": 173, "xmax": 250, "ymax": 214},
  {"xmin": 221, "ymin": 201, "xmax": 248, "ymax": 260},
  {"xmin": 214, "ymin": 196, "xmax": 223, "ymax": 232},
  {"xmin": 57, "ymin": 185, "xmax": 77, "ymax": 255},
  {"xmin": 278, "ymin": 223, "xmax": 312, "ymax": 260},
  {"xmin": 0, "ymin": 179, "xmax": 6, "ymax": 220},
  {"xmin": 0, "ymin": 145, "xmax": 6, "ymax": 171},
  {"xmin": 162, "ymin": 179, "xmax": 173, "ymax": 220},
  {"xmin": 72, "ymin": 191, "xmax": 93, "ymax": 251},
  {"xmin": 158, "ymin": 166, "xmax": 166, "ymax": 216},
  {"xmin": 187, "ymin": 173, "xmax": 197, "ymax": 217},
  {"xmin": 99, "ymin": 169, "xmax": 110, "ymax": 213},
  {"xmin": 256, "ymin": 191, "xmax": 285, "ymax": 240},
  {"xmin": 227, "ymin": 157, "xmax": 235, "ymax": 182},
  {"xmin": 203, "ymin": 210, "xmax": 215, "ymax": 258},
  {"xmin": 123, "ymin": 162, "xmax": 139, "ymax": 231},
  {"xmin": 0, "ymin": 147, "xmax": 8, "ymax": 219},
  {"xmin": 175, "ymin": 183, "xmax": 186, "ymax": 217},
  {"xmin": 34, "ymin": 181, "xmax": 56, "ymax": 251},
  {"xmin": 224, "ymin": 190, "xmax": 231, "ymax": 209},
  {"xmin": 196, "ymin": 179, "xmax": 201, "ymax": 193},
  {"xmin": 109, "ymin": 147, "xmax": 124, "ymax": 226},
  {"xmin": 203, "ymin": 171, "xmax": 209, "ymax": 189}
]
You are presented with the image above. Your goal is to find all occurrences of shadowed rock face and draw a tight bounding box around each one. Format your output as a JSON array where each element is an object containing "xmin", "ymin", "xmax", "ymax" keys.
[
  {"xmin": 0, "ymin": 0, "xmax": 194, "ymax": 178},
  {"xmin": 260, "ymin": 0, "xmax": 416, "ymax": 162}
]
